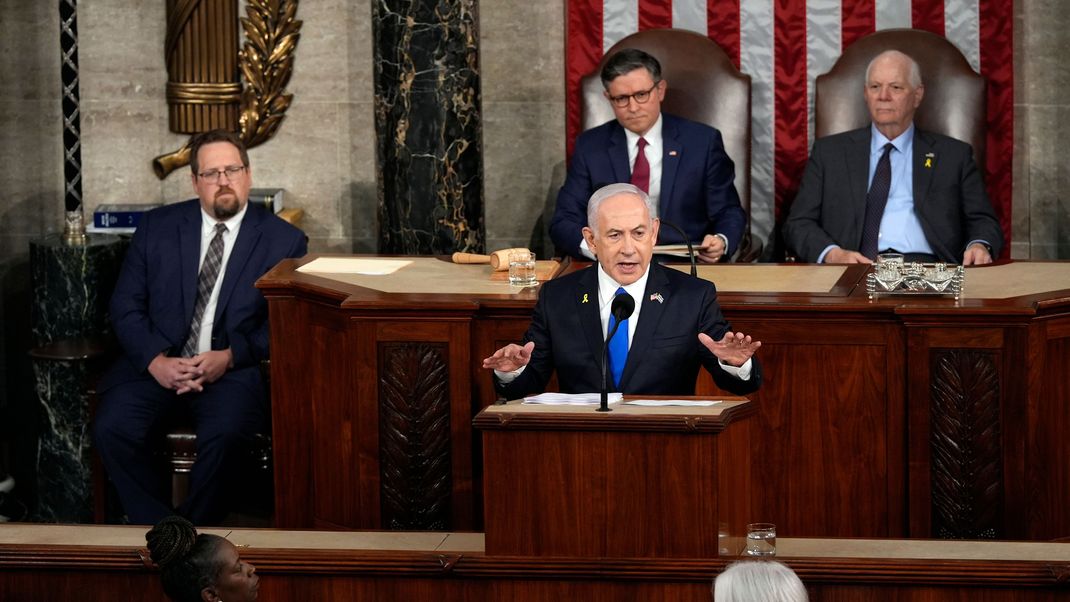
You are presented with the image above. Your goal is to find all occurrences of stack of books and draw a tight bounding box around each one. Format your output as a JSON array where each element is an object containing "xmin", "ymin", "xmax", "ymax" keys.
[
  {"xmin": 86, "ymin": 189, "xmax": 289, "ymax": 235},
  {"xmin": 88, "ymin": 203, "xmax": 163, "ymax": 234}
]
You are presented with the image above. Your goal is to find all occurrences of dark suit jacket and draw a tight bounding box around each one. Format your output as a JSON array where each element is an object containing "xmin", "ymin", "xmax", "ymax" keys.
[
  {"xmin": 496, "ymin": 262, "xmax": 762, "ymax": 400},
  {"xmin": 783, "ymin": 126, "xmax": 1003, "ymax": 263},
  {"xmin": 101, "ymin": 199, "xmax": 307, "ymax": 392},
  {"xmin": 550, "ymin": 113, "xmax": 746, "ymax": 260}
]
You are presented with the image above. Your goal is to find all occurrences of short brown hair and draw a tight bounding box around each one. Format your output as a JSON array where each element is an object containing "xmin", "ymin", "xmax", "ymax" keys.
[{"xmin": 188, "ymin": 129, "xmax": 250, "ymax": 174}]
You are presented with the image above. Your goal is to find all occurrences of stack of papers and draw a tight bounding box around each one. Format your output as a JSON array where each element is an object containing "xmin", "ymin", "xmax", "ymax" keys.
[
  {"xmin": 624, "ymin": 399, "xmax": 722, "ymax": 407},
  {"xmin": 523, "ymin": 392, "xmax": 623, "ymax": 405}
]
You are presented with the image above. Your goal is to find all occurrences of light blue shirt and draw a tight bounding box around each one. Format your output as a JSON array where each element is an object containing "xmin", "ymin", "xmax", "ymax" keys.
[
  {"xmin": 868, "ymin": 124, "xmax": 933, "ymax": 256},
  {"xmin": 818, "ymin": 124, "xmax": 932, "ymax": 262}
]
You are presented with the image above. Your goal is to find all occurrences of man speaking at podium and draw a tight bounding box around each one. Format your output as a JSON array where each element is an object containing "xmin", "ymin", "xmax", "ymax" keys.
[{"xmin": 483, "ymin": 183, "xmax": 761, "ymax": 400}]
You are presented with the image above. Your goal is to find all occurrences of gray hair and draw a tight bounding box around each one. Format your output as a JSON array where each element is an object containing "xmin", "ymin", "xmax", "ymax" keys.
[
  {"xmin": 601, "ymin": 48, "xmax": 662, "ymax": 89},
  {"xmin": 865, "ymin": 49, "xmax": 922, "ymax": 88},
  {"xmin": 713, "ymin": 561, "xmax": 809, "ymax": 602},
  {"xmin": 586, "ymin": 183, "xmax": 658, "ymax": 233}
]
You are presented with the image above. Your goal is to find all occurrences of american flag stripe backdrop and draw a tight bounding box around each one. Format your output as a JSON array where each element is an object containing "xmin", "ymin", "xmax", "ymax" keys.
[{"xmin": 565, "ymin": 0, "xmax": 1014, "ymax": 256}]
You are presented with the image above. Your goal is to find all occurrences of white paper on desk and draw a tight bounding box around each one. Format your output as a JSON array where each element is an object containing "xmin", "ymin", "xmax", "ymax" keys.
[
  {"xmin": 523, "ymin": 392, "xmax": 623, "ymax": 405},
  {"xmin": 297, "ymin": 257, "xmax": 412, "ymax": 275},
  {"xmin": 653, "ymin": 243, "xmax": 707, "ymax": 258},
  {"xmin": 624, "ymin": 399, "xmax": 722, "ymax": 407}
]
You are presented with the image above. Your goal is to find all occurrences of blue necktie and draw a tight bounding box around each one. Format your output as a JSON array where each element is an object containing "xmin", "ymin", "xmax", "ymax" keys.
[
  {"xmin": 860, "ymin": 142, "xmax": 894, "ymax": 259},
  {"xmin": 608, "ymin": 287, "xmax": 630, "ymax": 389}
]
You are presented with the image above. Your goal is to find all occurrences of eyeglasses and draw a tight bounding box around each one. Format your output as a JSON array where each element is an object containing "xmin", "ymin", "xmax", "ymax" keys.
[
  {"xmin": 607, "ymin": 82, "xmax": 661, "ymax": 108},
  {"xmin": 197, "ymin": 165, "xmax": 246, "ymax": 184}
]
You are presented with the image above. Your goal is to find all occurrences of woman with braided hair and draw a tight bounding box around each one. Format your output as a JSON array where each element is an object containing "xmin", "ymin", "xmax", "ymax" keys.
[{"xmin": 146, "ymin": 516, "xmax": 259, "ymax": 602}]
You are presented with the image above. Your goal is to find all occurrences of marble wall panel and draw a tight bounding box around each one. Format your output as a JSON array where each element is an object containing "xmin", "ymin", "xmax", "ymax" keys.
[
  {"xmin": 77, "ymin": 0, "xmax": 166, "ymax": 101},
  {"xmin": 480, "ymin": 0, "xmax": 565, "ymax": 254},
  {"xmin": 1017, "ymin": 0, "xmax": 1070, "ymax": 108},
  {"xmin": 286, "ymin": 0, "xmax": 350, "ymax": 102},
  {"xmin": 79, "ymin": 100, "xmax": 169, "ymax": 210},
  {"xmin": 479, "ymin": 0, "xmax": 564, "ymax": 103},
  {"xmin": 343, "ymin": 100, "xmax": 379, "ymax": 253},
  {"xmin": 482, "ymin": 100, "xmax": 565, "ymax": 255},
  {"xmin": 0, "ymin": 0, "xmax": 59, "ymax": 100},
  {"xmin": 252, "ymin": 100, "xmax": 345, "ymax": 244},
  {"xmin": 1016, "ymin": 0, "xmax": 1070, "ymax": 259},
  {"xmin": 0, "ymin": 100, "xmax": 63, "ymax": 233}
]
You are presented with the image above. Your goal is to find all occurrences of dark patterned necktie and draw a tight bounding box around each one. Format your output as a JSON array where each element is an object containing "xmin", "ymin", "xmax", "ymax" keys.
[
  {"xmin": 181, "ymin": 223, "xmax": 228, "ymax": 357},
  {"xmin": 607, "ymin": 287, "xmax": 630, "ymax": 389},
  {"xmin": 630, "ymin": 137, "xmax": 650, "ymax": 193},
  {"xmin": 860, "ymin": 143, "xmax": 894, "ymax": 259}
]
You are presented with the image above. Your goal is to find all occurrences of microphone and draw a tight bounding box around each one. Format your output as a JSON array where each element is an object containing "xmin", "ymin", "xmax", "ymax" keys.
[
  {"xmin": 657, "ymin": 219, "xmax": 698, "ymax": 277},
  {"xmin": 599, "ymin": 292, "xmax": 636, "ymax": 412}
]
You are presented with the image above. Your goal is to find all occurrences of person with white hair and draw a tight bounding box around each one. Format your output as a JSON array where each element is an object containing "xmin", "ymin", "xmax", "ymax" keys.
[{"xmin": 713, "ymin": 560, "xmax": 808, "ymax": 602}]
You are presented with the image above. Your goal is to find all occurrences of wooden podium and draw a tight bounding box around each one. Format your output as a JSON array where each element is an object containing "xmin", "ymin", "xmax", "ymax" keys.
[{"xmin": 474, "ymin": 398, "xmax": 754, "ymax": 558}]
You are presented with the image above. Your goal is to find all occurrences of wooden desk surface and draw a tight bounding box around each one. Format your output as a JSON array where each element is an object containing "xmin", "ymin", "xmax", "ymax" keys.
[{"xmin": 4, "ymin": 524, "xmax": 1070, "ymax": 561}]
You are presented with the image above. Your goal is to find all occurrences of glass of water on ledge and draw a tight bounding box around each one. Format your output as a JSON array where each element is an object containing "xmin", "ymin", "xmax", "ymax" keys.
[
  {"xmin": 744, "ymin": 522, "xmax": 776, "ymax": 556},
  {"xmin": 508, "ymin": 250, "xmax": 537, "ymax": 287}
]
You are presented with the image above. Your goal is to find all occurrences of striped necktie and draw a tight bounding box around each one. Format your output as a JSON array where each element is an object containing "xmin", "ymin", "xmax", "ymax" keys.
[{"xmin": 181, "ymin": 222, "xmax": 227, "ymax": 357}]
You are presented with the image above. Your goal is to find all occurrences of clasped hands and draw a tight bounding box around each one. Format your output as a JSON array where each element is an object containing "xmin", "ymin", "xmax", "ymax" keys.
[
  {"xmin": 481, "ymin": 331, "xmax": 761, "ymax": 372},
  {"xmin": 149, "ymin": 349, "xmax": 233, "ymax": 394}
]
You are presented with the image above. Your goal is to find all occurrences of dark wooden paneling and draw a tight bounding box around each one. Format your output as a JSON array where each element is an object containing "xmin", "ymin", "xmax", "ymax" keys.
[
  {"xmin": 929, "ymin": 350, "xmax": 1002, "ymax": 539},
  {"xmin": 724, "ymin": 316, "xmax": 902, "ymax": 538},
  {"xmin": 378, "ymin": 341, "xmax": 452, "ymax": 530},
  {"xmin": 4, "ymin": 541, "xmax": 1070, "ymax": 602},
  {"xmin": 260, "ymin": 258, "xmax": 1070, "ymax": 540}
]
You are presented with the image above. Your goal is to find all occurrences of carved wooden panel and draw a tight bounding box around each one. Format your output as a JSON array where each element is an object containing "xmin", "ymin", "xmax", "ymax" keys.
[
  {"xmin": 378, "ymin": 342, "xmax": 452, "ymax": 530},
  {"xmin": 930, "ymin": 350, "xmax": 1002, "ymax": 539}
]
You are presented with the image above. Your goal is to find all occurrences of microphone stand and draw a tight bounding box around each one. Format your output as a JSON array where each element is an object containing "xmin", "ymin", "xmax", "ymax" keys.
[{"xmin": 658, "ymin": 219, "xmax": 698, "ymax": 277}]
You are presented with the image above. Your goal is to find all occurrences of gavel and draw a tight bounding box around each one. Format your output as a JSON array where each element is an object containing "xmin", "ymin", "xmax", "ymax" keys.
[{"xmin": 451, "ymin": 247, "xmax": 530, "ymax": 271}]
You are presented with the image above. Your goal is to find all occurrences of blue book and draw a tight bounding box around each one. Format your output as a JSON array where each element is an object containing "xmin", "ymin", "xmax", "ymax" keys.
[{"xmin": 93, "ymin": 203, "xmax": 162, "ymax": 228}]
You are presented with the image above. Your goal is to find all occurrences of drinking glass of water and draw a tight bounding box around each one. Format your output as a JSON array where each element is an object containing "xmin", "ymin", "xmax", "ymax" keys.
[
  {"xmin": 508, "ymin": 250, "xmax": 537, "ymax": 287},
  {"xmin": 744, "ymin": 522, "xmax": 776, "ymax": 556}
]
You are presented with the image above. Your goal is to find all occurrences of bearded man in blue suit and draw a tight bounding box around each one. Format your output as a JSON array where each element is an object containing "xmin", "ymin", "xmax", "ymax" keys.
[
  {"xmin": 550, "ymin": 48, "xmax": 747, "ymax": 263},
  {"xmin": 93, "ymin": 130, "xmax": 306, "ymax": 525}
]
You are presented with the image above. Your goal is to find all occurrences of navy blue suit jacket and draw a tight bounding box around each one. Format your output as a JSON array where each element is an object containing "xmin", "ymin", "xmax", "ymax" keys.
[
  {"xmin": 784, "ymin": 127, "xmax": 1004, "ymax": 263},
  {"xmin": 496, "ymin": 262, "xmax": 762, "ymax": 400},
  {"xmin": 101, "ymin": 199, "xmax": 307, "ymax": 392},
  {"xmin": 550, "ymin": 113, "xmax": 746, "ymax": 260}
]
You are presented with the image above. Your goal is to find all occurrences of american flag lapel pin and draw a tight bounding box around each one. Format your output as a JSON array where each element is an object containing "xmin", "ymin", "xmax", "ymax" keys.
[
  {"xmin": 650, "ymin": 292, "xmax": 664, "ymax": 304},
  {"xmin": 668, "ymin": 150, "xmax": 678, "ymax": 157}
]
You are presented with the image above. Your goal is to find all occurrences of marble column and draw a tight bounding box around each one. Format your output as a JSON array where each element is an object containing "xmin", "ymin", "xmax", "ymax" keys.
[
  {"xmin": 373, "ymin": 0, "xmax": 485, "ymax": 254},
  {"xmin": 29, "ymin": 234, "xmax": 125, "ymax": 522}
]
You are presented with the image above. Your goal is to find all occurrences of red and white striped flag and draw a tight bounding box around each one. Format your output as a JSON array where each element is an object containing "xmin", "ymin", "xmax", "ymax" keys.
[{"xmin": 566, "ymin": 0, "xmax": 1013, "ymax": 256}]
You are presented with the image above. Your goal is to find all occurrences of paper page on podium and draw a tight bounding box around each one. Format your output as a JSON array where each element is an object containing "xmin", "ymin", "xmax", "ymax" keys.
[
  {"xmin": 624, "ymin": 399, "xmax": 722, "ymax": 407},
  {"xmin": 523, "ymin": 392, "xmax": 623, "ymax": 405},
  {"xmin": 297, "ymin": 257, "xmax": 412, "ymax": 275}
]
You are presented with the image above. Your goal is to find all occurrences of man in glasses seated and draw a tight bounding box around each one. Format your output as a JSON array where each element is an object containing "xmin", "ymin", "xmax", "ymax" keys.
[
  {"xmin": 93, "ymin": 129, "xmax": 306, "ymax": 525},
  {"xmin": 550, "ymin": 48, "xmax": 746, "ymax": 264}
]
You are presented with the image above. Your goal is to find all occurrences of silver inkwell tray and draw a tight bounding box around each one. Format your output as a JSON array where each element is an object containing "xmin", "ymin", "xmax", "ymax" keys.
[{"xmin": 866, "ymin": 253, "xmax": 964, "ymax": 299}]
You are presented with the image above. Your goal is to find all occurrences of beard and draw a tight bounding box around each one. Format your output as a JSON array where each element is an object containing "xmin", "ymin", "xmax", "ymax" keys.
[{"xmin": 212, "ymin": 187, "xmax": 242, "ymax": 220}]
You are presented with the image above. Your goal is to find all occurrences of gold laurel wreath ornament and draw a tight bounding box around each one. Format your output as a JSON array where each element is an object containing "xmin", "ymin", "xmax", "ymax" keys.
[{"xmin": 153, "ymin": 0, "xmax": 302, "ymax": 179}]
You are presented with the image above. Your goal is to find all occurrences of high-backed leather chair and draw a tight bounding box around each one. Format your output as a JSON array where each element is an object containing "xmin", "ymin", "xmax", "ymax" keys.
[
  {"xmin": 580, "ymin": 28, "xmax": 760, "ymax": 261},
  {"xmin": 814, "ymin": 28, "xmax": 986, "ymax": 165}
]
